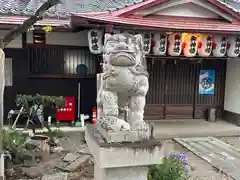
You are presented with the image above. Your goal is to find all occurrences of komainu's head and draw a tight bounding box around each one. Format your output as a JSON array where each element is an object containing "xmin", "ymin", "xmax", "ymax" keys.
[{"xmin": 103, "ymin": 33, "xmax": 144, "ymax": 67}]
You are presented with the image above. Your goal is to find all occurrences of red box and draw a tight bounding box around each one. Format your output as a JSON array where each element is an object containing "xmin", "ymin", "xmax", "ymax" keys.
[{"xmin": 56, "ymin": 96, "xmax": 75, "ymax": 121}]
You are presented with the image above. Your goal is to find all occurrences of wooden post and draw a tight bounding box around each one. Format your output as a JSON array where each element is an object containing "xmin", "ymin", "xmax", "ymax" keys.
[{"xmin": 0, "ymin": 41, "xmax": 5, "ymax": 180}]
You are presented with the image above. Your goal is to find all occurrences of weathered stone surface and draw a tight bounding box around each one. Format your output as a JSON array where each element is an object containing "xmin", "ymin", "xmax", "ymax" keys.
[
  {"xmin": 78, "ymin": 147, "xmax": 90, "ymax": 155},
  {"xmin": 97, "ymin": 124, "xmax": 150, "ymax": 143},
  {"xmin": 58, "ymin": 138, "xmax": 72, "ymax": 152},
  {"xmin": 63, "ymin": 153, "xmax": 78, "ymax": 162},
  {"xmin": 51, "ymin": 146, "xmax": 63, "ymax": 153},
  {"xmin": 86, "ymin": 125, "xmax": 163, "ymax": 168},
  {"xmin": 96, "ymin": 33, "xmax": 150, "ymax": 142},
  {"xmin": 41, "ymin": 172, "xmax": 68, "ymax": 180},
  {"xmin": 85, "ymin": 125, "xmax": 164, "ymax": 180},
  {"xmin": 63, "ymin": 155, "xmax": 91, "ymax": 172},
  {"xmin": 21, "ymin": 157, "xmax": 63, "ymax": 178},
  {"xmin": 219, "ymin": 137, "xmax": 240, "ymax": 151},
  {"xmin": 21, "ymin": 167, "xmax": 42, "ymax": 178},
  {"xmin": 23, "ymin": 159, "xmax": 39, "ymax": 167},
  {"xmin": 174, "ymin": 137, "xmax": 240, "ymax": 180}
]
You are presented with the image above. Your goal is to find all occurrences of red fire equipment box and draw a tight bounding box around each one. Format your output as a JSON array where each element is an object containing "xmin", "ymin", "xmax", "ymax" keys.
[{"xmin": 56, "ymin": 96, "xmax": 75, "ymax": 121}]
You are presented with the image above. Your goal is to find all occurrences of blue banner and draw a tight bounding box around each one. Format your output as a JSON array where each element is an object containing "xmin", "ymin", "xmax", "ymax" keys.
[{"xmin": 199, "ymin": 70, "xmax": 215, "ymax": 95}]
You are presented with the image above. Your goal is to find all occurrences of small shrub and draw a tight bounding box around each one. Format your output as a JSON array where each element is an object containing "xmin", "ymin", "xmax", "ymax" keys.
[
  {"xmin": 148, "ymin": 152, "xmax": 188, "ymax": 180},
  {"xmin": 2, "ymin": 129, "xmax": 28, "ymax": 163}
]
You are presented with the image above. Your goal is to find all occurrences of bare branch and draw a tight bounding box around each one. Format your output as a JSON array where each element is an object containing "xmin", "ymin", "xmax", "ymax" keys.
[{"xmin": 2, "ymin": 0, "xmax": 61, "ymax": 48}]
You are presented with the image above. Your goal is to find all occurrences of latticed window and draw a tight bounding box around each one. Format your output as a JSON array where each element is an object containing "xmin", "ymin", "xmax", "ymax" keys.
[
  {"xmin": 64, "ymin": 49, "xmax": 97, "ymax": 75},
  {"xmin": 28, "ymin": 46, "xmax": 98, "ymax": 76}
]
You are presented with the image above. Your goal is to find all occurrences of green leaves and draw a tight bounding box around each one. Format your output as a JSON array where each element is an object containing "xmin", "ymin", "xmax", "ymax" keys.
[
  {"xmin": 2, "ymin": 129, "xmax": 28, "ymax": 163},
  {"xmin": 148, "ymin": 156, "xmax": 188, "ymax": 180},
  {"xmin": 15, "ymin": 94, "xmax": 66, "ymax": 112}
]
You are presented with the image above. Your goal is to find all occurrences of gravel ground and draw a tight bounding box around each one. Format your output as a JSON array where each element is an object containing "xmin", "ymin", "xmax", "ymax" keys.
[
  {"xmin": 6, "ymin": 133, "xmax": 240, "ymax": 180},
  {"xmin": 66, "ymin": 138, "xmax": 234, "ymax": 180},
  {"xmin": 63, "ymin": 135, "xmax": 240, "ymax": 180},
  {"xmin": 50, "ymin": 137, "xmax": 238, "ymax": 180}
]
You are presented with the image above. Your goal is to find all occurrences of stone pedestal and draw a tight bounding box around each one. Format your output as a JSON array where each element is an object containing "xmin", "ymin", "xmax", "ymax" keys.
[
  {"xmin": 97, "ymin": 124, "xmax": 150, "ymax": 143},
  {"xmin": 85, "ymin": 125, "xmax": 165, "ymax": 180}
]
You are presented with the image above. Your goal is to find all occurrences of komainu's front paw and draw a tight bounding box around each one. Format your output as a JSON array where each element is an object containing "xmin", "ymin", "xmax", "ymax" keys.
[
  {"xmin": 119, "ymin": 120, "xmax": 131, "ymax": 131},
  {"xmin": 98, "ymin": 116, "xmax": 130, "ymax": 132}
]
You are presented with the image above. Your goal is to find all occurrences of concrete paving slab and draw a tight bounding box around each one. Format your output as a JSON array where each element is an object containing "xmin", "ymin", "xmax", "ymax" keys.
[
  {"xmin": 174, "ymin": 137, "xmax": 240, "ymax": 180},
  {"xmin": 151, "ymin": 119, "xmax": 240, "ymax": 139}
]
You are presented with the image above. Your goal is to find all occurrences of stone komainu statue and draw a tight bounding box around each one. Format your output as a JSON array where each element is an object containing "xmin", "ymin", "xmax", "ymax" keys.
[{"xmin": 97, "ymin": 33, "xmax": 149, "ymax": 132}]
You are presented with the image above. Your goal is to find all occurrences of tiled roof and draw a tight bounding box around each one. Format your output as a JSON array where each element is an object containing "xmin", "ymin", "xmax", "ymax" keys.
[
  {"xmin": 0, "ymin": 0, "xmax": 144, "ymax": 18},
  {"xmin": 217, "ymin": 0, "xmax": 240, "ymax": 13}
]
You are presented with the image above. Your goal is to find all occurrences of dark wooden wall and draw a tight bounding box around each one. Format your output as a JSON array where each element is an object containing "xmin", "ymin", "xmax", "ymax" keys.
[
  {"xmin": 4, "ymin": 47, "xmax": 98, "ymax": 125},
  {"xmin": 145, "ymin": 59, "xmax": 226, "ymax": 120},
  {"xmin": 4, "ymin": 47, "xmax": 226, "ymax": 123}
]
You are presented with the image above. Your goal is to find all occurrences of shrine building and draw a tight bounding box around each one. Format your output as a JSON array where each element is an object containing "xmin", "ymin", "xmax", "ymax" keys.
[
  {"xmin": 71, "ymin": 0, "xmax": 240, "ymax": 124},
  {"xmin": 1, "ymin": 0, "xmax": 240, "ymax": 125}
]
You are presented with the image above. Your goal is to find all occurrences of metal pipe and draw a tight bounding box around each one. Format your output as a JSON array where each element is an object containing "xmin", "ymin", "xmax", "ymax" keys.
[{"xmin": 77, "ymin": 82, "xmax": 81, "ymax": 119}]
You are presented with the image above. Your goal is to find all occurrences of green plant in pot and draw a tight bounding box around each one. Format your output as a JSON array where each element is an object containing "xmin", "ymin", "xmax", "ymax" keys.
[{"xmin": 148, "ymin": 152, "xmax": 188, "ymax": 180}]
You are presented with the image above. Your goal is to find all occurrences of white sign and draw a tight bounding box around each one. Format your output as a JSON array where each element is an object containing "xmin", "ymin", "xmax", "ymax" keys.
[{"xmin": 5, "ymin": 58, "xmax": 12, "ymax": 86}]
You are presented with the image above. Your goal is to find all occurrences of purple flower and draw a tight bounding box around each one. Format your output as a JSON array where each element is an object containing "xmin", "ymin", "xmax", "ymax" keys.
[{"xmin": 170, "ymin": 152, "xmax": 188, "ymax": 167}]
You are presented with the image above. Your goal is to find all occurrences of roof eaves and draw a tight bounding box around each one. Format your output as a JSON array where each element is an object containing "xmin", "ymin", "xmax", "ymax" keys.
[
  {"xmin": 111, "ymin": 0, "xmax": 168, "ymax": 17},
  {"xmin": 215, "ymin": 0, "xmax": 240, "ymax": 13},
  {"xmin": 207, "ymin": 0, "xmax": 240, "ymax": 20},
  {"xmin": 71, "ymin": 13, "xmax": 240, "ymax": 33},
  {"xmin": 0, "ymin": 15, "xmax": 71, "ymax": 27},
  {"xmin": 73, "ymin": 11, "xmax": 109, "ymax": 16}
]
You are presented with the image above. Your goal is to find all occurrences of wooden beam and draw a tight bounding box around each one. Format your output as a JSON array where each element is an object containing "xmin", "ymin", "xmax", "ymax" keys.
[
  {"xmin": 102, "ymin": 24, "xmax": 240, "ymax": 35},
  {"xmin": 22, "ymin": 32, "xmax": 27, "ymax": 48},
  {"xmin": 146, "ymin": 54, "xmax": 228, "ymax": 60},
  {"xmin": 28, "ymin": 74, "xmax": 96, "ymax": 79},
  {"xmin": 71, "ymin": 15, "xmax": 240, "ymax": 35},
  {"xmin": 71, "ymin": 22, "xmax": 240, "ymax": 35}
]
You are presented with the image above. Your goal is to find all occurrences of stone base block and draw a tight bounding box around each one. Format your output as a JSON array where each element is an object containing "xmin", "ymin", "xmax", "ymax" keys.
[
  {"xmin": 85, "ymin": 125, "xmax": 165, "ymax": 180},
  {"xmin": 94, "ymin": 164, "xmax": 148, "ymax": 180},
  {"xmin": 97, "ymin": 124, "xmax": 150, "ymax": 143}
]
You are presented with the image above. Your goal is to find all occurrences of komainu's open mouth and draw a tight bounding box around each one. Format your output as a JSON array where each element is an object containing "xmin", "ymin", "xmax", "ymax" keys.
[{"xmin": 109, "ymin": 52, "xmax": 136, "ymax": 66}]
